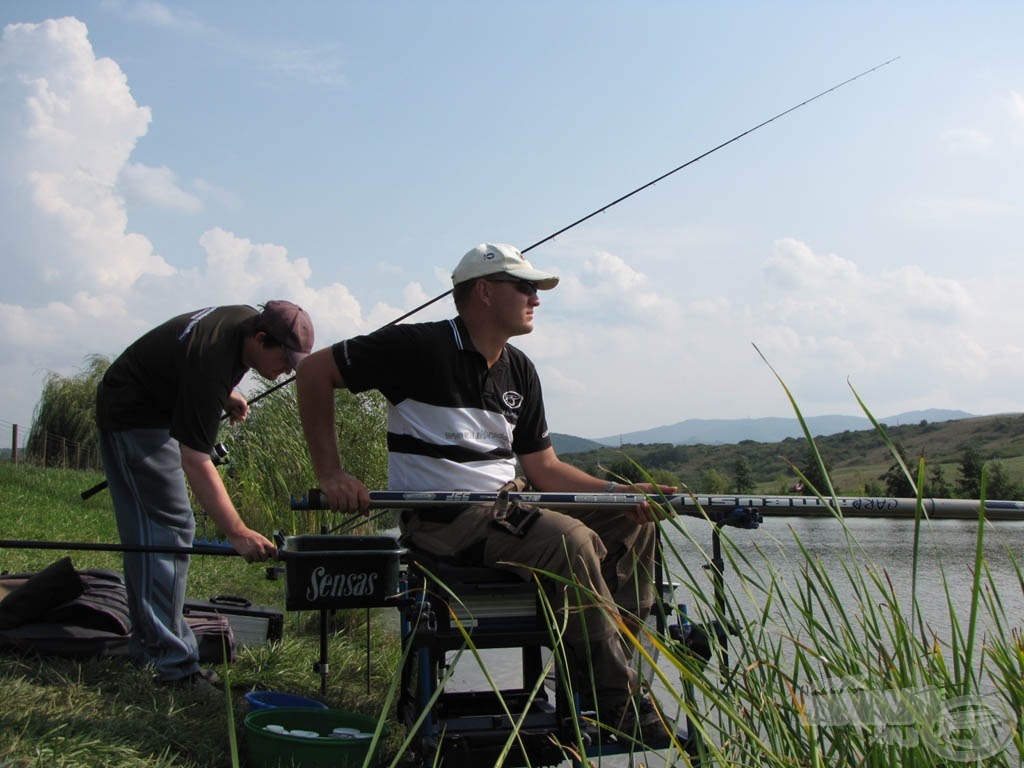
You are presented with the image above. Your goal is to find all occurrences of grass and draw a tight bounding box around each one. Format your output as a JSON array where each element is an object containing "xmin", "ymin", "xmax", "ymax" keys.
[
  {"xmin": 0, "ymin": 463, "xmax": 409, "ymax": 768},
  {"xmin": 3, "ymin": 397, "xmax": 1024, "ymax": 767}
]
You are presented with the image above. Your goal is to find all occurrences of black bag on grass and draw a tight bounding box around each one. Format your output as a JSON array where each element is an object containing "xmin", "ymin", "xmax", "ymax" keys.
[
  {"xmin": 0, "ymin": 558, "xmax": 131, "ymax": 658},
  {"xmin": 0, "ymin": 557, "xmax": 236, "ymax": 663},
  {"xmin": 0, "ymin": 557, "xmax": 235, "ymax": 663}
]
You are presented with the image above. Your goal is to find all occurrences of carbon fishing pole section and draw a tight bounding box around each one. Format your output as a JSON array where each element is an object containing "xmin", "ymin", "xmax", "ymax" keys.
[
  {"xmin": 0, "ymin": 539, "xmax": 240, "ymax": 557},
  {"xmin": 291, "ymin": 489, "xmax": 1023, "ymax": 522},
  {"xmin": 81, "ymin": 441, "xmax": 230, "ymax": 500},
  {"xmin": 288, "ymin": 488, "xmax": 768, "ymax": 526}
]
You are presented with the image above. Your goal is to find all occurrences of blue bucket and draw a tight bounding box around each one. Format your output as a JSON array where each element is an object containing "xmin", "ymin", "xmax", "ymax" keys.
[{"xmin": 244, "ymin": 690, "xmax": 328, "ymax": 712}]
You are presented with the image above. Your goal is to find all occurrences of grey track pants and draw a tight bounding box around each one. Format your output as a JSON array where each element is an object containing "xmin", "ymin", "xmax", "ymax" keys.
[{"xmin": 99, "ymin": 428, "xmax": 200, "ymax": 683}]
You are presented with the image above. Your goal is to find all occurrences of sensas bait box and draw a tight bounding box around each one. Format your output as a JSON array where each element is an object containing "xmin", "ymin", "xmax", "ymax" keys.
[{"xmin": 278, "ymin": 535, "xmax": 406, "ymax": 610}]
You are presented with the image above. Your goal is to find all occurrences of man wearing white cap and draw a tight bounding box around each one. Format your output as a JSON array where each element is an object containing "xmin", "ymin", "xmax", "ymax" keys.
[{"xmin": 297, "ymin": 244, "xmax": 677, "ymax": 747}]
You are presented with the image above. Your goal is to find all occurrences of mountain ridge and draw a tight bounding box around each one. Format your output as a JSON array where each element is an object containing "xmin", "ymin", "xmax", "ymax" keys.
[
  {"xmin": 552, "ymin": 409, "xmax": 974, "ymax": 455},
  {"xmin": 552, "ymin": 411, "xmax": 1024, "ymax": 496}
]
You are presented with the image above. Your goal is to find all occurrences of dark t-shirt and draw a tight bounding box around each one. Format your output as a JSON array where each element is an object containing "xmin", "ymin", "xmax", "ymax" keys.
[{"xmin": 96, "ymin": 306, "xmax": 254, "ymax": 453}]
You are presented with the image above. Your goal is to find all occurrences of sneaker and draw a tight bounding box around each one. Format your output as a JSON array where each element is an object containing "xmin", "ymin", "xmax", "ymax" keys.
[{"xmin": 607, "ymin": 695, "xmax": 675, "ymax": 749}]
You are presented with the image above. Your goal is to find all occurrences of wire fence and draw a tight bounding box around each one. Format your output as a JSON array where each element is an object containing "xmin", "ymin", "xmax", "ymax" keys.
[{"xmin": 0, "ymin": 418, "xmax": 101, "ymax": 471}]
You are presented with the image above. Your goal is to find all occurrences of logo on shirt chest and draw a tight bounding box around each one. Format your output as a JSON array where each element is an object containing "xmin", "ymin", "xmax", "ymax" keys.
[{"xmin": 502, "ymin": 391, "xmax": 524, "ymax": 409}]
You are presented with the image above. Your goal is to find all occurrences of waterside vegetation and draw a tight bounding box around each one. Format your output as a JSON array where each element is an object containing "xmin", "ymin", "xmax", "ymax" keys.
[{"xmin": 0, "ymin": 363, "xmax": 1021, "ymax": 766}]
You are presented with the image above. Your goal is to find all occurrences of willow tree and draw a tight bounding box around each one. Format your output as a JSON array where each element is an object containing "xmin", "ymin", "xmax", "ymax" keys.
[{"xmin": 28, "ymin": 355, "xmax": 110, "ymax": 468}]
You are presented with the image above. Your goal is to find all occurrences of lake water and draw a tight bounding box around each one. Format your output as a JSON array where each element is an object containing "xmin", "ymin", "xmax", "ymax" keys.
[
  {"xmin": 665, "ymin": 514, "xmax": 1024, "ymax": 635},
  {"xmin": 426, "ymin": 515, "xmax": 1023, "ymax": 765},
  {"xmin": 442, "ymin": 515, "xmax": 1024, "ymax": 672}
]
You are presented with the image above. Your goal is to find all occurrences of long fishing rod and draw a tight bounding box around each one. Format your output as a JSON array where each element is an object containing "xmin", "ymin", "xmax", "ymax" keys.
[
  {"xmin": 81, "ymin": 442, "xmax": 229, "ymax": 500},
  {"xmin": 79, "ymin": 59, "xmax": 897, "ymax": 503},
  {"xmin": 227, "ymin": 58, "xmax": 900, "ymax": 406},
  {"xmin": 23, "ymin": 489, "xmax": 1016, "ymax": 557},
  {"xmin": 370, "ymin": 57, "xmax": 902, "ymax": 319},
  {"xmin": 0, "ymin": 539, "xmax": 240, "ymax": 557},
  {"xmin": 524, "ymin": 56, "xmax": 900, "ymax": 253},
  {"xmin": 291, "ymin": 489, "xmax": 1020, "ymax": 519},
  {"xmin": 228, "ymin": 59, "xmax": 901, "ymax": 399}
]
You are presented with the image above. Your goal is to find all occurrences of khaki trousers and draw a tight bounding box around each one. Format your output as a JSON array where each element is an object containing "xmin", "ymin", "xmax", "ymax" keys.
[{"xmin": 401, "ymin": 501, "xmax": 657, "ymax": 704}]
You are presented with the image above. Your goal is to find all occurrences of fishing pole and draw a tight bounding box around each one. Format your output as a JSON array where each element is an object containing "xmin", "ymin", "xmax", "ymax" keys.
[
  {"xmin": 525, "ymin": 56, "xmax": 900, "ymax": 253},
  {"xmin": 22, "ymin": 490, "xmax": 1013, "ymax": 558},
  {"xmin": 223, "ymin": 57, "xmax": 901, "ymax": 403},
  {"xmin": 0, "ymin": 539, "xmax": 240, "ymax": 557},
  {"xmin": 79, "ymin": 59, "xmax": 898, "ymax": 503},
  {"xmin": 81, "ymin": 442, "xmax": 229, "ymax": 500},
  {"xmin": 291, "ymin": 489, "xmax": 1023, "ymax": 520}
]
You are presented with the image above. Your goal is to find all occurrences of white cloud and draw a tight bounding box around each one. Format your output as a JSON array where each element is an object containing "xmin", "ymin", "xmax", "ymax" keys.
[
  {"xmin": 0, "ymin": 17, "xmax": 359, "ymax": 432},
  {"xmin": 556, "ymin": 249, "xmax": 681, "ymax": 327},
  {"xmin": 199, "ymin": 227, "xmax": 310, "ymax": 295},
  {"xmin": 0, "ymin": 17, "xmax": 173, "ymax": 301},
  {"xmin": 104, "ymin": 0, "xmax": 206, "ymax": 32},
  {"xmin": 939, "ymin": 128, "xmax": 993, "ymax": 155},
  {"xmin": 764, "ymin": 238, "xmax": 861, "ymax": 294},
  {"xmin": 119, "ymin": 162, "xmax": 203, "ymax": 212},
  {"xmin": 881, "ymin": 264, "xmax": 974, "ymax": 324},
  {"xmin": 1010, "ymin": 91, "xmax": 1024, "ymax": 141}
]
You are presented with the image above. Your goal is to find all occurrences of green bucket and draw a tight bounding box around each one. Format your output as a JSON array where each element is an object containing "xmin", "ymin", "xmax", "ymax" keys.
[{"xmin": 244, "ymin": 707, "xmax": 386, "ymax": 768}]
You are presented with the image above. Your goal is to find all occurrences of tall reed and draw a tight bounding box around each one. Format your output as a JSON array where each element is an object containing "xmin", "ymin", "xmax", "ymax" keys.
[
  {"xmin": 219, "ymin": 379, "xmax": 388, "ymax": 534},
  {"xmin": 379, "ymin": 357, "xmax": 1022, "ymax": 767}
]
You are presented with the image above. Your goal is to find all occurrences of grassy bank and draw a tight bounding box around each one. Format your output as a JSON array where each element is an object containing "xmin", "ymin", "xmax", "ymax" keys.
[
  {"xmin": 0, "ymin": 464, "xmax": 408, "ymax": 768},
  {"xmin": 2, "ymin": 461, "xmax": 1023, "ymax": 767}
]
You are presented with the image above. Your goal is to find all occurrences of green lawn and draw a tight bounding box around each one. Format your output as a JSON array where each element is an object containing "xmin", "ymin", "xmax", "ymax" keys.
[
  {"xmin": 0, "ymin": 464, "xmax": 407, "ymax": 768},
  {"xmin": 2, "ymin": 463, "xmax": 1021, "ymax": 767}
]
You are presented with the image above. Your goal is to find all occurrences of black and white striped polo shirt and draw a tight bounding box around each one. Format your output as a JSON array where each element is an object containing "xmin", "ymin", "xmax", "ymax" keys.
[{"xmin": 332, "ymin": 316, "xmax": 551, "ymax": 491}]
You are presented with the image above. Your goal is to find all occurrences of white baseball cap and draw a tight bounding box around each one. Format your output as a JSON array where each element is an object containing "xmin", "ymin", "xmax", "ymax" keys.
[{"xmin": 451, "ymin": 243, "xmax": 559, "ymax": 290}]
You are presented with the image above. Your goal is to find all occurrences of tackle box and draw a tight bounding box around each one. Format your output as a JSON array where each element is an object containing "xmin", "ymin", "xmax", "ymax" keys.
[{"xmin": 184, "ymin": 595, "xmax": 283, "ymax": 647}]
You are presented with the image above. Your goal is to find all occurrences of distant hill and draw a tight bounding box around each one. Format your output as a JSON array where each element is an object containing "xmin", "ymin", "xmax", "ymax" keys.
[
  {"xmin": 587, "ymin": 409, "xmax": 973, "ymax": 447},
  {"xmin": 550, "ymin": 433, "xmax": 604, "ymax": 454},
  {"xmin": 557, "ymin": 412, "xmax": 1024, "ymax": 495}
]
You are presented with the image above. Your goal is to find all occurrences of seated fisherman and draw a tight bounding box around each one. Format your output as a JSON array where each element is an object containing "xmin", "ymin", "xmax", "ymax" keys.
[{"xmin": 296, "ymin": 243, "xmax": 678, "ymax": 747}]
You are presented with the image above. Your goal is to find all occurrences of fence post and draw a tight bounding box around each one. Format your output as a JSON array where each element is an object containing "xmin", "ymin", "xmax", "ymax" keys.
[{"xmin": 11, "ymin": 424, "xmax": 17, "ymax": 464}]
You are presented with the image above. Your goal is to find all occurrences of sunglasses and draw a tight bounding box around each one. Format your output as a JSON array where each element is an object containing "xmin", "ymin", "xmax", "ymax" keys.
[{"xmin": 485, "ymin": 276, "xmax": 539, "ymax": 296}]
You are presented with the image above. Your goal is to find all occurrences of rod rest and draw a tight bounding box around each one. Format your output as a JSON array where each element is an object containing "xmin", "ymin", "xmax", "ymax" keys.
[{"xmin": 669, "ymin": 618, "xmax": 737, "ymax": 666}]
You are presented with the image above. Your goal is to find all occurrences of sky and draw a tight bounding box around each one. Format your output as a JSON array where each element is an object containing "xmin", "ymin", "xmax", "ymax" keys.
[{"xmin": 1, "ymin": 1, "xmax": 1022, "ymax": 446}]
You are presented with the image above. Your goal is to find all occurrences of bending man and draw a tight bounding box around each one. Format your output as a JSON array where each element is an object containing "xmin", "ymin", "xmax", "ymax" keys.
[{"xmin": 96, "ymin": 301, "xmax": 314, "ymax": 687}]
